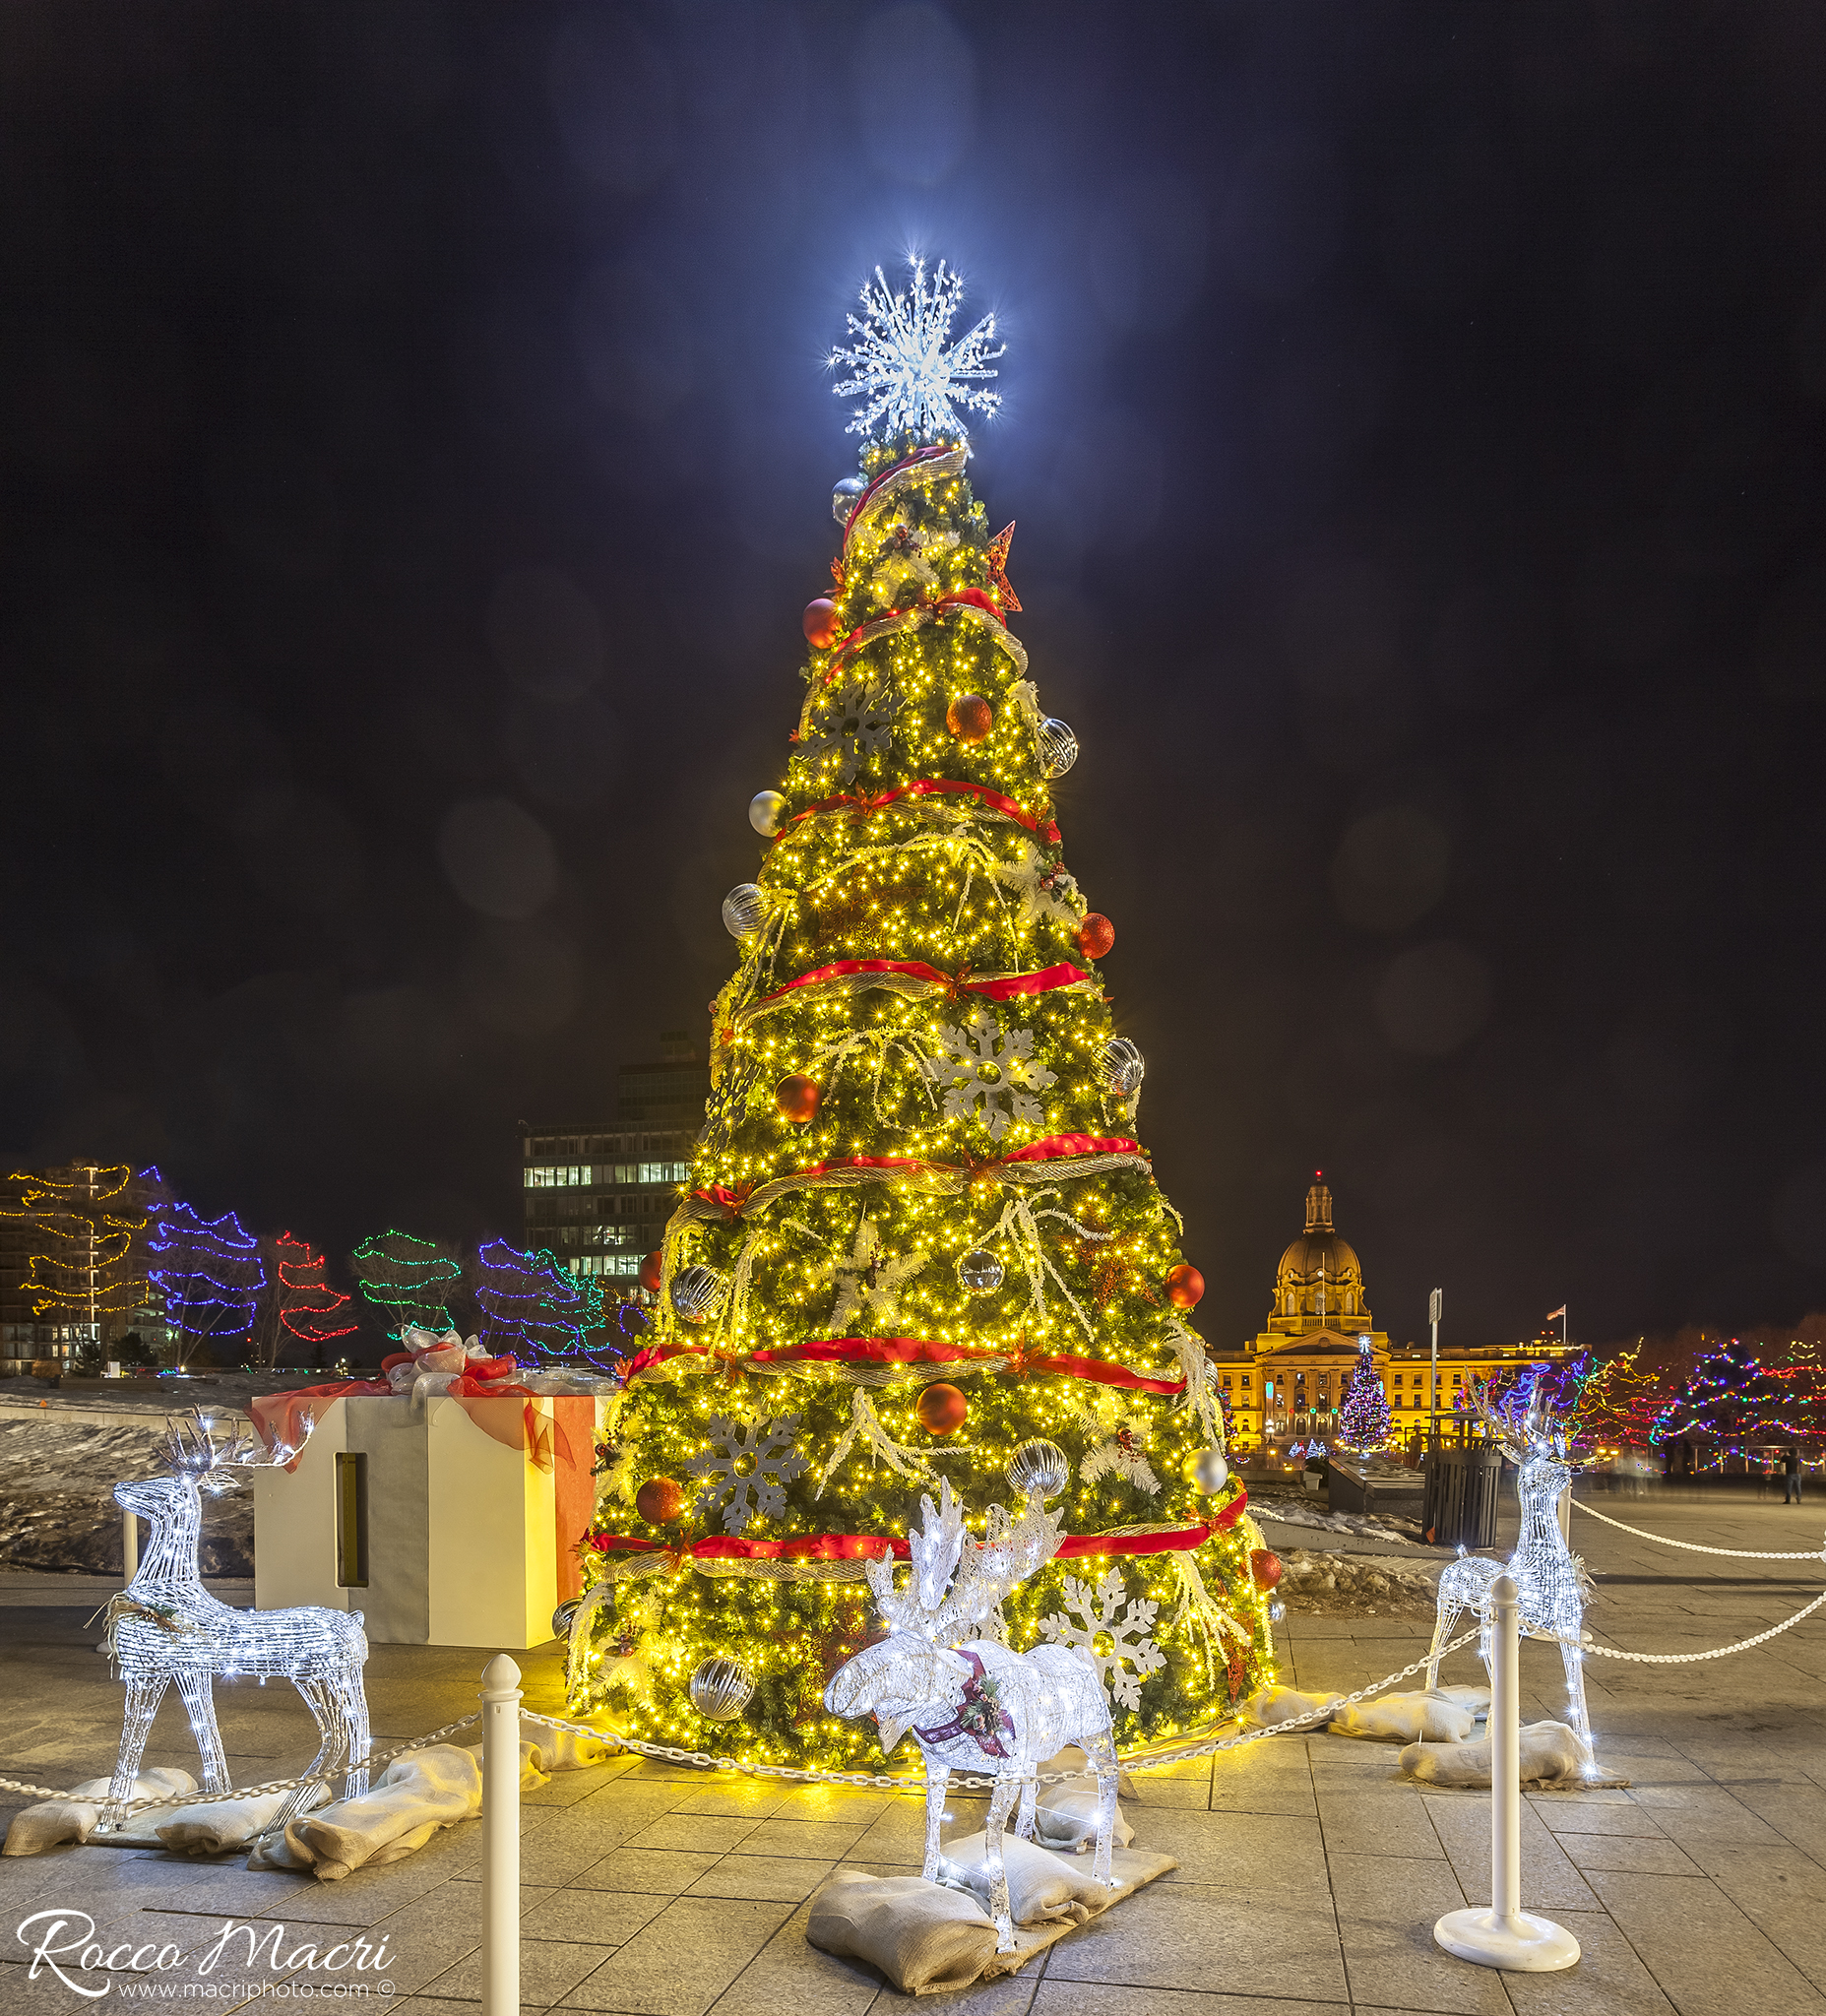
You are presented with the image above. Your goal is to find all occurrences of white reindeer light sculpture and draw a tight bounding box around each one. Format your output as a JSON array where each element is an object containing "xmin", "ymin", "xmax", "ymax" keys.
[
  {"xmin": 1424, "ymin": 1380, "xmax": 1598, "ymax": 1769},
  {"xmin": 824, "ymin": 1479, "xmax": 1120, "ymax": 1955},
  {"xmin": 101, "ymin": 1412, "xmax": 371, "ymax": 1834}
]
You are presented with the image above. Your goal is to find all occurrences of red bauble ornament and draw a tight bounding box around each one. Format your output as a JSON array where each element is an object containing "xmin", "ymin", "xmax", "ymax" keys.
[
  {"xmin": 1165, "ymin": 1264, "xmax": 1205, "ymax": 1310},
  {"xmin": 638, "ymin": 1251, "xmax": 663, "ymax": 1294},
  {"xmin": 1078, "ymin": 913, "xmax": 1115, "ymax": 959},
  {"xmin": 802, "ymin": 598, "xmax": 842, "ymax": 648},
  {"xmin": 636, "ymin": 1477, "xmax": 684, "ymax": 1526},
  {"xmin": 915, "ymin": 1383, "xmax": 969, "ymax": 1435},
  {"xmin": 777, "ymin": 1074, "xmax": 821, "ymax": 1124},
  {"xmin": 1250, "ymin": 1547, "xmax": 1283, "ymax": 1592},
  {"xmin": 946, "ymin": 693, "xmax": 994, "ymax": 743}
]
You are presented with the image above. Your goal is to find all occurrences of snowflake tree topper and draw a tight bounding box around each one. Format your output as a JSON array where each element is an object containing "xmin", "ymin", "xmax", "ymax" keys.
[{"xmin": 828, "ymin": 255, "xmax": 1005, "ymax": 444}]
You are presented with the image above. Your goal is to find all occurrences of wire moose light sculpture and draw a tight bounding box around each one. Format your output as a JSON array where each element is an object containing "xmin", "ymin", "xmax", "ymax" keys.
[
  {"xmin": 823, "ymin": 1477, "xmax": 1121, "ymax": 1955},
  {"xmin": 1424, "ymin": 1378, "xmax": 1599, "ymax": 1773},
  {"xmin": 100, "ymin": 1410, "xmax": 371, "ymax": 1833}
]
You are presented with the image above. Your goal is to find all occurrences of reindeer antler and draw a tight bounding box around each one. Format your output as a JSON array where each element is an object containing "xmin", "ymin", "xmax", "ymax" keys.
[
  {"xmin": 868, "ymin": 1480, "xmax": 1065, "ymax": 1645},
  {"xmin": 158, "ymin": 1408, "xmax": 310, "ymax": 1481}
]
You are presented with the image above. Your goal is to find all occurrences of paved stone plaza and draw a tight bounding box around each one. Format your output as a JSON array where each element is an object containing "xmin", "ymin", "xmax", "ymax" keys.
[{"xmin": 2, "ymin": 1484, "xmax": 1822, "ymax": 2015}]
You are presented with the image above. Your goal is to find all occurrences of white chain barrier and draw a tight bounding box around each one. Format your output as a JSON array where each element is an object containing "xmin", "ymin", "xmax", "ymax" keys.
[
  {"xmin": 1546, "ymin": 1586, "xmax": 1826, "ymax": 1665},
  {"xmin": 1573, "ymin": 1501, "xmax": 1826, "ymax": 1560},
  {"xmin": 1, "ymin": 1634, "xmax": 1482, "ymax": 1812},
  {"xmin": 0, "ymin": 1712, "xmax": 484, "ymax": 1818}
]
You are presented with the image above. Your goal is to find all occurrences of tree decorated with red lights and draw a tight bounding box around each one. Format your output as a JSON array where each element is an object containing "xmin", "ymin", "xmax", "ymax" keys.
[
  {"xmin": 259, "ymin": 1231, "xmax": 358, "ymax": 1367},
  {"xmin": 570, "ymin": 258, "xmax": 1270, "ymax": 1771}
]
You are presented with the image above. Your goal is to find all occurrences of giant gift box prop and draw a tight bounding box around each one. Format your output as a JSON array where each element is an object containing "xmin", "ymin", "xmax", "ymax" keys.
[{"xmin": 249, "ymin": 1363, "xmax": 603, "ymax": 1650}]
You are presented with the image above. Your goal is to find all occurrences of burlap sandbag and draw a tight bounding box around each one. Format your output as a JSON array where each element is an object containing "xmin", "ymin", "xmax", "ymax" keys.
[
  {"xmin": 808, "ymin": 1834, "xmax": 1179, "ymax": 1992},
  {"xmin": 249, "ymin": 1744, "xmax": 482, "ymax": 1880},
  {"xmin": 4, "ymin": 1768, "xmax": 198, "ymax": 1857},
  {"xmin": 1239, "ymin": 1684, "xmax": 1341, "ymax": 1730},
  {"xmin": 157, "ymin": 1790, "xmax": 299, "ymax": 1856},
  {"xmin": 1401, "ymin": 1720, "xmax": 1608, "ymax": 1789},
  {"xmin": 1331, "ymin": 1690, "xmax": 1480, "ymax": 1743},
  {"xmin": 810, "ymin": 1870, "xmax": 1005, "ymax": 1994},
  {"xmin": 1030, "ymin": 1786, "xmax": 1135, "ymax": 1854}
]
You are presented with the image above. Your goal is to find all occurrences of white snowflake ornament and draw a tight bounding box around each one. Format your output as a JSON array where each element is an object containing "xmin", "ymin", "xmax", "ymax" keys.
[
  {"xmin": 827, "ymin": 1210, "xmax": 928, "ymax": 1334},
  {"xmin": 925, "ymin": 1005, "xmax": 1056, "ymax": 1140},
  {"xmin": 1039, "ymin": 1567, "xmax": 1166, "ymax": 1712},
  {"xmin": 685, "ymin": 1414, "xmax": 809, "ymax": 1534},
  {"xmin": 828, "ymin": 256, "xmax": 1005, "ymax": 444},
  {"xmin": 800, "ymin": 675, "xmax": 900, "ymax": 788}
]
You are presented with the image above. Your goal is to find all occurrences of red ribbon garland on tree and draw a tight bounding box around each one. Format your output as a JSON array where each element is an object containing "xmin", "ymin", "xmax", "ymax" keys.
[
  {"xmin": 590, "ymin": 1493, "xmax": 1249, "ymax": 1564},
  {"xmin": 750, "ymin": 955, "xmax": 1087, "ymax": 1015},
  {"xmin": 779, "ymin": 779, "xmax": 1060, "ymax": 846},
  {"xmin": 622, "ymin": 1316, "xmax": 1172, "ymax": 1395}
]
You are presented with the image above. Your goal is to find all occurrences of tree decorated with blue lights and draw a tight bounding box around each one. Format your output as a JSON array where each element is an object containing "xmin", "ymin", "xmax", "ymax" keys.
[
  {"xmin": 150, "ymin": 1202, "xmax": 268, "ymax": 1369},
  {"xmin": 571, "ymin": 255, "xmax": 1270, "ymax": 1771},
  {"xmin": 472, "ymin": 1238, "xmax": 603, "ymax": 1362}
]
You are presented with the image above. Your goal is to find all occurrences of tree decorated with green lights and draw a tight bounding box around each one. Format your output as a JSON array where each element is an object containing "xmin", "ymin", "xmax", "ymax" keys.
[
  {"xmin": 571, "ymin": 257, "xmax": 1271, "ymax": 1770},
  {"xmin": 349, "ymin": 1229, "xmax": 463, "ymax": 1340}
]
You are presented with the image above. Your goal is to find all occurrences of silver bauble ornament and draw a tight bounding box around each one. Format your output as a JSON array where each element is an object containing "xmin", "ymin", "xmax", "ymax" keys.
[
  {"xmin": 670, "ymin": 1265, "xmax": 724, "ymax": 1326},
  {"xmin": 833, "ymin": 474, "xmax": 868, "ymax": 523},
  {"xmin": 1006, "ymin": 1437, "xmax": 1070, "ymax": 1502},
  {"xmin": 722, "ymin": 883, "xmax": 768, "ymax": 937},
  {"xmin": 1102, "ymin": 1037, "xmax": 1145, "ymax": 1100},
  {"xmin": 1038, "ymin": 718, "xmax": 1079, "ymax": 779},
  {"xmin": 551, "ymin": 1597, "xmax": 583, "ymax": 1640},
  {"xmin": 688, "ymin": 1656, "xmax": 755, "ymax": 1722},
  {"xmin": 1268, "ymin": 1600, "xmax": 1287, "ymax": 1622},
  {"xmin": 1192, "ymin": 1448, "xmax": 1231, "ymax": 1494},
  {"xmin": 749, "ymin": 789, "xmax": 787, "ymax": 838},
  {"xmin": 956, "ymin": 1248, "xmax": 1005, "ymax": 1295}
]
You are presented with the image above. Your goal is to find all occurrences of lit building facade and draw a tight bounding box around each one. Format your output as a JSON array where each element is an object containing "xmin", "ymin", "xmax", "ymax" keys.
[
  {"xmin": 1209, "ymin": 1173, "xmax": 1574, "ymax": 1455},
  {"xmin": 521, "ymin": 1032, "xmax": 711, "ymax": 1291}
]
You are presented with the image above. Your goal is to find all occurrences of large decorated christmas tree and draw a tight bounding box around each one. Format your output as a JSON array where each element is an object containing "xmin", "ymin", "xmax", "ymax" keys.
[{"xmin": 570, "ymin": 257, "xmax": 1274, "ymax": 1769}]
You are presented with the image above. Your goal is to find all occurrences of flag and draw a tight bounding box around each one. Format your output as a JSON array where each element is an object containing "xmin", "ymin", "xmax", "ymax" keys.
[{"xmin": 1546, "ymin": 1305, "xmax": 1566, "ymax": 1321}]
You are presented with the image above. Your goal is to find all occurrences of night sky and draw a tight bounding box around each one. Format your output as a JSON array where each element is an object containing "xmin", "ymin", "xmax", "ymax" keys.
[{"xmin": 7, "ymin": 3, "xmax": 1826, "ymax": 1353}]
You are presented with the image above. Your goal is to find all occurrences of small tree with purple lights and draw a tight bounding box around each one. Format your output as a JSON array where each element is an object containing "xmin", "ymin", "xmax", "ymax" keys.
[{"xmin": 1339, "ymin": 1340, "xmax": 1392, "ymax": 1452}]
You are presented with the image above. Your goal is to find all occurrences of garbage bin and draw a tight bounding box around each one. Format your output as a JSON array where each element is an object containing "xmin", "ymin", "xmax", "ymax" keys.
[{"xmin": 1423, "ymin": 1443, "xmax": 1501, "ymax": 1548}]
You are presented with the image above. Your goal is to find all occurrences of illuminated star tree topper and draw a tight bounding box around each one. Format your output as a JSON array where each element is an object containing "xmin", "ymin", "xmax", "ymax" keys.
[{"xmin": 828, "ymin": 254, "xmax": 1005, "ymax": 445}]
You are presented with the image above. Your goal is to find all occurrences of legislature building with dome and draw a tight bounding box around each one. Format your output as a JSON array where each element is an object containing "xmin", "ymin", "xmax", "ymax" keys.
[{"xmin": 1210, "ymin": 1173, "xmax": 1571, "ymax": 1456}]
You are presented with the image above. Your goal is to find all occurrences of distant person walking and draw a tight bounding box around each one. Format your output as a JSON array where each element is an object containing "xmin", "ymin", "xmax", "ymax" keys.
[{"xmin": 1784, "ymin": 1448, "xmax": 1802, "ymax": 1504}]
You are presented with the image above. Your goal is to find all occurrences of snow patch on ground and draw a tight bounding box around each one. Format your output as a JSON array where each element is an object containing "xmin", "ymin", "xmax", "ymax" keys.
[
  {"xmin": 0, "ymin": 1416, "xmax": 253, "ymax": 1575},
  {"xmin": 1251, "ymin": 1496, "xmax": 1427, "ymax": 1544}
]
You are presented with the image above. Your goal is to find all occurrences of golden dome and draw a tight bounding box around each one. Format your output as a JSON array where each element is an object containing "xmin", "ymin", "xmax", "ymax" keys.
[{"xmin": 1268, "ymin": 1176, "xmax": 1371, "ymax": 1329}]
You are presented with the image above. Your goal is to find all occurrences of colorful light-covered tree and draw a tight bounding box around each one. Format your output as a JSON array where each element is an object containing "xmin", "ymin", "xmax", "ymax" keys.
[
  {"xmin": 149, "ymin": 1203, "xmax": 268, "ymax": 1370},
  {"xmin": 1651, "ymin": 1340, "xmax": 1826, "ymax": 1462},
  {"xmin": 571, "ymin": 257, "xmax": 1267, "ymax": 1770},
  {"xmin": 472, "ymin": 1238, "xmax": 603, "ymax": 1361},
  {"xmin": 1339, "ymin": 1341, "xmax": 1392, "ymax": 1452},
  {"xmin": 348, "ymin": 1229, "xmax": 464, "ymax": 1340}
]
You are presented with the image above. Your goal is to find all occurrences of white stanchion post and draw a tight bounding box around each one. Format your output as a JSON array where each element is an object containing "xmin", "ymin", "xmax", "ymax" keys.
[
  {"xmin": 1435, "ymin": 1575, "xmax": 1581, "ymax": 1973},
  {"xmin": 122, "ymin": 1508, "xmax": 138, "ymax": 1581},
  {"xmin": 480, "ymin": 1654, "xmax": 523, "ymax": 2016}
]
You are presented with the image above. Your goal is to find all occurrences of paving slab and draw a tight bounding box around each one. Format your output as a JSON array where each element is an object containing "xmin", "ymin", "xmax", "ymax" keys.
[{"xmin": 1, "ymin": 1485, "xmax": 1822, "ymax": 2015}]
